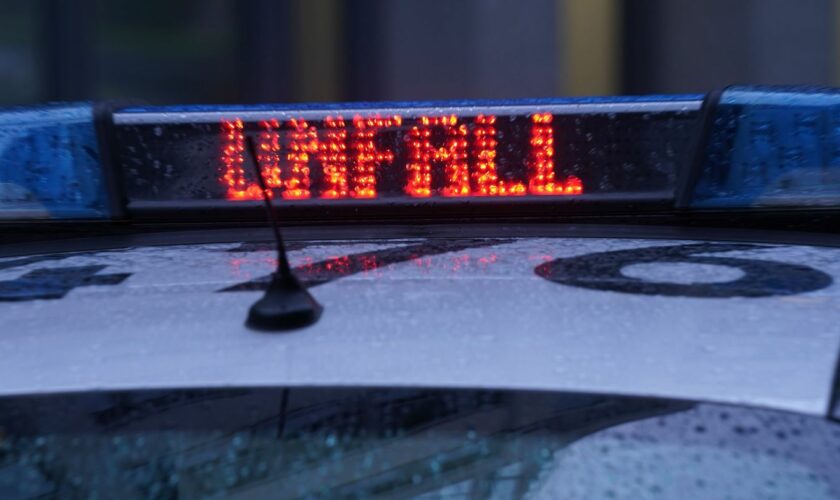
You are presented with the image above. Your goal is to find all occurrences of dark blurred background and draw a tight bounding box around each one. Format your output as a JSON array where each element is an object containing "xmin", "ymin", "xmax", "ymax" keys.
[{"xmin": 0, "ymin": 0, "xmax": 837, "ymax": 106}]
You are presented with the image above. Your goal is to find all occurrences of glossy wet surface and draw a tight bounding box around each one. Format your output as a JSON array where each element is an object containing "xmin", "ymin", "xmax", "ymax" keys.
[{"xmin": 1, "ymin": 237, "xmax": 839, "ymax": 415}]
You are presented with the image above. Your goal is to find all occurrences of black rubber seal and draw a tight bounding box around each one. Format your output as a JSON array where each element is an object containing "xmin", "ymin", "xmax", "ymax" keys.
[
  {"xmin": 92, "ymin": 101, "xmax": 129, "ymax": 220},
  {"xmin": 674, "ymin": 88, "xmax": 724, "ymax": 209}
]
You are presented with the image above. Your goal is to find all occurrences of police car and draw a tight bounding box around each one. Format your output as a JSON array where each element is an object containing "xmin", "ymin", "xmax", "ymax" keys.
[{"xmin": 1, "ymin": 86, "xmax": 839, "ymax": 498}]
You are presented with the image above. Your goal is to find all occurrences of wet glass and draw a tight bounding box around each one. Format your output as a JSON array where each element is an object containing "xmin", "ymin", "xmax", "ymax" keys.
[
  {"xmin": 113, "ymin": 99, "xmax": 699, "ymax": 204},
  {"xmin": 691, "ymin": 85, "xmax": 840, "ymax": 208},
  {"xmin": 0, "ymin": 104, "xmax": 108, "ymax": 219},
  {"xmin": 1, "ymin": 388, "xmax": 838, "ymax": 499}
]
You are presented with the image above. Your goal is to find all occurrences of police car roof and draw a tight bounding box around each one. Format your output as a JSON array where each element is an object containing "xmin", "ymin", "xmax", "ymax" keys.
[{"xmin": 1, "ymin": 224, "xmax": 839, "ymax": 418}]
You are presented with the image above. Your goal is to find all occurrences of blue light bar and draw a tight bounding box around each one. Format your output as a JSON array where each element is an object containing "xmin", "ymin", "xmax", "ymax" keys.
[
  {"xmin": 6, "ymin": 90, "xmax": 840, "ymax": 223},
  {"xmin": 0, "ymin": 104, "xmax": 109, "ymax": 219},
  {"xmin": 690, "ymin": 86, "xmax": 840, "ymax": 208}
]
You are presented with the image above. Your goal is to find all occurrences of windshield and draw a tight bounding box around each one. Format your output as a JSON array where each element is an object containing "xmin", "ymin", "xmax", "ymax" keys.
[{"xmin": 1, "ymin": 388, "xmax": 838, "ymax": 499}]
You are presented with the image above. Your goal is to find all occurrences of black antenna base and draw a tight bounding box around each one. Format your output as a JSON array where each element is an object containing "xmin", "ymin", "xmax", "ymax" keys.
[{"xmin": 246, "ymin": 273, "xmax": 323, "ymax": 331}]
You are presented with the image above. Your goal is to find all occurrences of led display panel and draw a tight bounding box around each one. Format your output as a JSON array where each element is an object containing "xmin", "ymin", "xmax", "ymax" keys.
[{"xmin": 113, "ymin": 97, "xmax": 701, "ymax": 208}]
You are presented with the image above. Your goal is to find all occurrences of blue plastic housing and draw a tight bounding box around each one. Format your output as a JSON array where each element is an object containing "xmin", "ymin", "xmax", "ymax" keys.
[
  {"xmin": 692, "ymin": 86, "xmax": 840, "ymax": 208},
  {"xmin": 0, "ymin": 104, "xmax": 108, "ymax": 219}
]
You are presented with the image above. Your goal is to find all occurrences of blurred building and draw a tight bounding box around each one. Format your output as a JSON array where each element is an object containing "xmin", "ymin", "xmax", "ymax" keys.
[{"xmin": 0, "ymin": 0, "xmax": 837, "ymax": 106}]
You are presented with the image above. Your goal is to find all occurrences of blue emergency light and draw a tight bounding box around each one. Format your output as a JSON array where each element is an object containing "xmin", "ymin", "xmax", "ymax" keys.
[
  {"xmin": 0, "ymin": 103, "xmax": 108, "ymax": 219},
  {"xmin": 1, "ymin": 87, "xmax": 839, "ymax": 221},
  {"xmin": 688, "ymin": 86, "xmax": 840, "ymax": 208}
]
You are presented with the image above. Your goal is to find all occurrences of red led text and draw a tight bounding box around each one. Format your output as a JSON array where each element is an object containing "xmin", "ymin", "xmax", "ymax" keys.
[{"xmin": 220, "ymin": 113, "xmax": 582, "ymax": 200}]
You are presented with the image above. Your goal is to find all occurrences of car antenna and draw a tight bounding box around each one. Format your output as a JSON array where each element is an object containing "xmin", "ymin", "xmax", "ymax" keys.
[{"xmin": 242, "ymin": 135, "xmax": 323, "ymax": 331}]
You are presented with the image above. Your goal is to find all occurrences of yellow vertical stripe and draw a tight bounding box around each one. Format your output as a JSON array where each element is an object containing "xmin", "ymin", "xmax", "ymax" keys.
[
  {"xmin": 296, "ymin": 0, "xmax": 342, "ymax": 102},
  {"xmin": 561, "ymin": 0, "xmax": 621, "ymax": 96}
]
